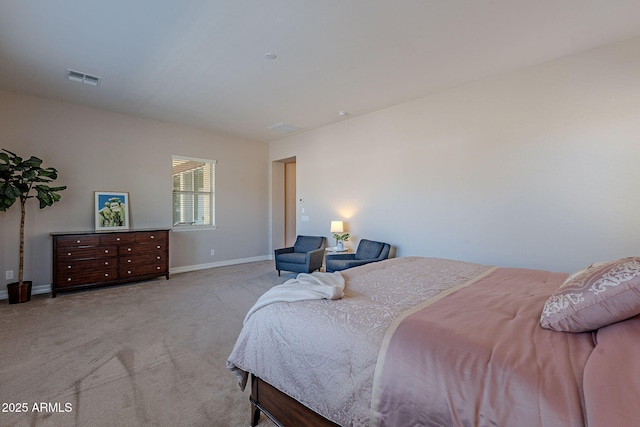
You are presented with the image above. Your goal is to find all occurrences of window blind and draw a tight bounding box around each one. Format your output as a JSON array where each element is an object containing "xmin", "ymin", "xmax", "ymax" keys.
[{"xmin": 172, "ymin": 156, "xmax": 216, "ymax": 227}]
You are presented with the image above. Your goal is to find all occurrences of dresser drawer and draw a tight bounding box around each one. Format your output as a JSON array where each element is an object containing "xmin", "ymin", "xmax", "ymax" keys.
[
  {"xmin": 57, "ymin": 258, "xmax": 115, "ymax": 272},
  {"xmin": 119, "ymin": 241, "xmax": 167, "ymax": 255},
  {"xmin": 100, "ymin": 233, "xmax": 135, "ymax": 245},
  {"xmin": 55, "ymin": 263, "xmax": 118, "ymax": 287},
  {"xmin": 119, "ymin": 263, "xmax": 167, "ymax": 278},
  {"xmin": 55, "ymin": 235, "xmax": 101, "ymax": 248},
  {"xmin": 56, "ymin": 246, "xmax": 118, "ymax": 260},
  {"xmin": 134, "ymin": 231, "xmax": 168, "ymax": 243},
  {"xmin": 120, "ymin": 251, "xmax": 167, "ymax": 266}
]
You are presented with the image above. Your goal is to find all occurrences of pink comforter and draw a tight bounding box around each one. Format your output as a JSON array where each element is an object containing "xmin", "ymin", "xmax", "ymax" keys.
[
  {"xmin": 583, "ymin": 313, "xmax": 640, "ymax": 426},
  {"xmin": 372, "ymin": 267, "xmax": 640, "ymax": 427}
]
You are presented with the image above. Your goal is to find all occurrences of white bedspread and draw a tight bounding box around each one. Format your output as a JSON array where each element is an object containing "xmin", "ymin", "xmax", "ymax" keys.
[{"xmin": 243, "ymin": 271, "xmax": 345, "ymax": 325}]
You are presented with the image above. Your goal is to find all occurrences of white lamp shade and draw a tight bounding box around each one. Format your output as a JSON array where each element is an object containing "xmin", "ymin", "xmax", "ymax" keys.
[{"xmin": 330, "ymin": 220, "xmax": 344, "ymax": 233}]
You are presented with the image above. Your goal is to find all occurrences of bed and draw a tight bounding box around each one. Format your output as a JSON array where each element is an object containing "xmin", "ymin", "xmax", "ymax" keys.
[{"xmin": 227, "ymin": 256, "xmax": 640, "ymax": 426}]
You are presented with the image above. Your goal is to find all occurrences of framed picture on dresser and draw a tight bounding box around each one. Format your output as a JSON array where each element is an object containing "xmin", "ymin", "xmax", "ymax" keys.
[{"xmin": 95, "ymin": 191, "xmax": 130, "ymax": 230}]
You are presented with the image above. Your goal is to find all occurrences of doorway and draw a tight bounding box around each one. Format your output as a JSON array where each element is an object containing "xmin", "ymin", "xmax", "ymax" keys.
[
  {"xmin": 272, "ymin": 157, "xmax": 296, "ymax": 251},
  {"xmin": 284, "ymin": 161, "xmax": 296, "ymax": 247}
]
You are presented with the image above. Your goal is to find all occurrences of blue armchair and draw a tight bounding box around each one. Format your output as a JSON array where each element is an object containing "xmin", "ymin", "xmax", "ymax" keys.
[
  {"xmin": 274, "ymin": 235, "xmax": 326, "ymax": 276},
  {"xmin": 325, "ymin": 239, "xmax": 391, "ymax": 272}
]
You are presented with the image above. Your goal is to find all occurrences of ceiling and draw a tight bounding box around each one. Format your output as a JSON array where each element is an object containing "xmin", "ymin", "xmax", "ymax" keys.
[{"xmin": 1, "ymin": 1, "xmax": 640, "ymax": 143}]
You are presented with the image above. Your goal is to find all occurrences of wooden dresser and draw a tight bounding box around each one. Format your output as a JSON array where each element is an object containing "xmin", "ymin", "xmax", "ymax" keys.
[{"xmin": 51, "ymin": 229, "xmax": 170, "ymax": 297}]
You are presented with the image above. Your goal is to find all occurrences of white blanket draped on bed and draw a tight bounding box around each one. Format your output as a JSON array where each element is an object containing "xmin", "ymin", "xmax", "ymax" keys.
[{"xmin": 243, "ymin": 271, "xmax": 345, "ymax": 325}]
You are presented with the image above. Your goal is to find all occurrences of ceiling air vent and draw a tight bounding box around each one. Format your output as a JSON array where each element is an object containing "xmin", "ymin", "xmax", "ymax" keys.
[
  {"xmin": 66, "ymin": 69, "xmax": 101, "ymax": 86},
  {"xmin": 267, "ymin": 122, "xmax": 301, "ymax": 134}
]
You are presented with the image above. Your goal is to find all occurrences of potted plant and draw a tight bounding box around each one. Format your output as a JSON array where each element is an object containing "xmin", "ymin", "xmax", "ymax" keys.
[
  {"xmin": 333, "ymin": 232, "xmax": 350, "ymax": 251},
  {"xmin": 0, "ymin": 149, "xmax": 66, "ymax": 303}
]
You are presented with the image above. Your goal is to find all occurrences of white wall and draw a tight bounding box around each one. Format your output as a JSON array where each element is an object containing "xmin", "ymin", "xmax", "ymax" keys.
[
  {"xmin": 270, "ymin": 36, "xmax": 640, "ymax": 273},
  {"xmin": 0, "ymin": 91, "xmax": 270, "ymax": 292}
]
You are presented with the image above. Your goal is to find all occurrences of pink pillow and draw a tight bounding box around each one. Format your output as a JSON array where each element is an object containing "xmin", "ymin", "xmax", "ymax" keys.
[{"xmin": 540, "ymin": 257, "xmax": 640, "ymax": 332}]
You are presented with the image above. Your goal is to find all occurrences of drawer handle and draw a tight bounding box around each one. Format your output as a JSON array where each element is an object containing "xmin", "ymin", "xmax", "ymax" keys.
[
  {"xmin": 128, "ymin": 259, "xmax": 132, "ymax": 263},
  {"xmin": 76, "ymin": 240, "xmax": 81, "ymax": 244},
  {"xmin": 150, "ymin": 235, "xmax": 155, "ymax": 239},
  {"xmin": 67, "ymin": 252, "xmax": 72, "ymax": 256},
  {"xmin": 104, "ymin": 273, "xmax": 109, "ymax": 277},
  {"xmin": 67, "ymin": 265, "xmax": 72, "ymax": 269},
  {"xmin": 116, "ymin": 237, "xmax": 121, "ymax": 241},
  {"xmin": 67, "ymin": 278, "xmax": 71, "ymax": 281},
  {"xmin": 104, "ymin": 250, "xmax": 109, "ymax": 254},
  {"xmin": 156, "ymin": 245, "xmax": 160, "ymax": 249},
  {"xmin": 157, "ymin": 256, "xmax": 161, "ymax": 260},
  {"xmin": 128, "ymin": 270, "xmax": 132, "ymax": 274},
  {"xmin": 128, "ymin": 248, "xmax": 132, "ymax": 252},
  {"xmin": 105, "ymin": 261, "xmax": 109, "ymax": 265},
  {"xmin": 156, "ymin": 266, "xmax": 161, "ymax": 270}
]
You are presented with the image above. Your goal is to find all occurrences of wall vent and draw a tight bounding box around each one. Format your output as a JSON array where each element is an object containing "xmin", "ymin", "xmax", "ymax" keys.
[{"xmin": 66, "ymin": 69, "xmax": 101, "ymax": 86}]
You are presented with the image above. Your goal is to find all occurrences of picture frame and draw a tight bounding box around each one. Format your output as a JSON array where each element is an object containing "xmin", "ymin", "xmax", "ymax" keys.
[{"xmin": 95, "ymin": 191, "xmax": 130, "ymax": 230}]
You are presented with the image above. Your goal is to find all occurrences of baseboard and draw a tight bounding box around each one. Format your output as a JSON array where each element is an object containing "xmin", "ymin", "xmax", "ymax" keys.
[
  {"xmin": 169, "ymin": 255, "xmax": 272, "ymax": 274},
  {"xmin": 0, "ymin": 255, "xmax": 273, "ymax": 300}
]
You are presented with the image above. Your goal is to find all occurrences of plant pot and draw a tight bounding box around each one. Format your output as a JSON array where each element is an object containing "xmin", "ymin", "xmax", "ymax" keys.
[{"xmin": 7, "ymin": 281, "xmax": 32, "ymax": 304}]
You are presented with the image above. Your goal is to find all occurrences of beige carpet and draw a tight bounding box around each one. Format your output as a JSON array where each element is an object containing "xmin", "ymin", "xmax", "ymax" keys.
[{"xmin": 0, "ymin": 261, "xmax": 294, "ymax": 427}]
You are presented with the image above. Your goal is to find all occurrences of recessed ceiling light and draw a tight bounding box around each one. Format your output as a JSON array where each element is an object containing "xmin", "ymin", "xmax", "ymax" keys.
[{"xmin": 264, "ymin": 53, "xmax": 277, "ymax": 60}]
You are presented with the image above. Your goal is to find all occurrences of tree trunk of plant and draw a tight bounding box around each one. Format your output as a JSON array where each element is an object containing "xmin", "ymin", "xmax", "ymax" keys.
[{"xmin": 19, "ymin": 196, "xmax": 25, "ymax": 285}]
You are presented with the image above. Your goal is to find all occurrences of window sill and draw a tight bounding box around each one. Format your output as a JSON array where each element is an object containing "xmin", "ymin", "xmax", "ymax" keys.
[{"xmin": 171, "ymin": 226, "xmax": 219, "ymax": 232}]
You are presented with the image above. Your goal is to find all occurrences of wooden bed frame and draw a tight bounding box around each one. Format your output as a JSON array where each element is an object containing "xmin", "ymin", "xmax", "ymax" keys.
[{"xmin": 250, "ymin": 374, "xmax": 340, "ymax": 427}]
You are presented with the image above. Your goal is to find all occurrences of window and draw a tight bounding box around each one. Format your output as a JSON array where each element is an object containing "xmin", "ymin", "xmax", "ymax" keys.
[{"xmin": 172, "ymin": 156, "xmax": 216, "ymax": 228}]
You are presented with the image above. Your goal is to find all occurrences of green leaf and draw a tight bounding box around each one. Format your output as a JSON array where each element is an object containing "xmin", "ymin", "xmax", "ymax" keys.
[
  {"xmin": 38, "ymin": 168, "xmax": 57, "ymax": 179},
  {"xmin": 38, "ymin": 194, "xmax": 52, "ymax": 208},
  {"xmin": 22, "ymin": 169, "xmax": 37, "ymax": 180},
  {"xmin": 5, "ymin": 185, "xmax": 22, "ymax": 198},
  {"xmin": 33, "ymin": 176, "xmax": 53, "ymax": 183},
  {"xmin": 0, "ymin": 195, "xmax": 16, "ymax": 210},
  {"xmin": 20, "ymin": 156, "xmax": 43, "ymax": 168}
]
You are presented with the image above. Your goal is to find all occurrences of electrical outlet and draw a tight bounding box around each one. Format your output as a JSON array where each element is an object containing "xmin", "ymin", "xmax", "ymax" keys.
[
  {"xmin": 210, "ymin": 249, "xmax": 215, "ymax": 256},
  {"xmin": 6, "ymin": 270, "xmax": 14, "ymax": 280}
]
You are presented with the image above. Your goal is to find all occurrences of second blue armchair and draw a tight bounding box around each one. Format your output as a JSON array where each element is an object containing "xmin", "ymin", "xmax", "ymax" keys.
[{"xmin": 325, "ymin": 239, "xmax": 391, "ymax": 272}]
